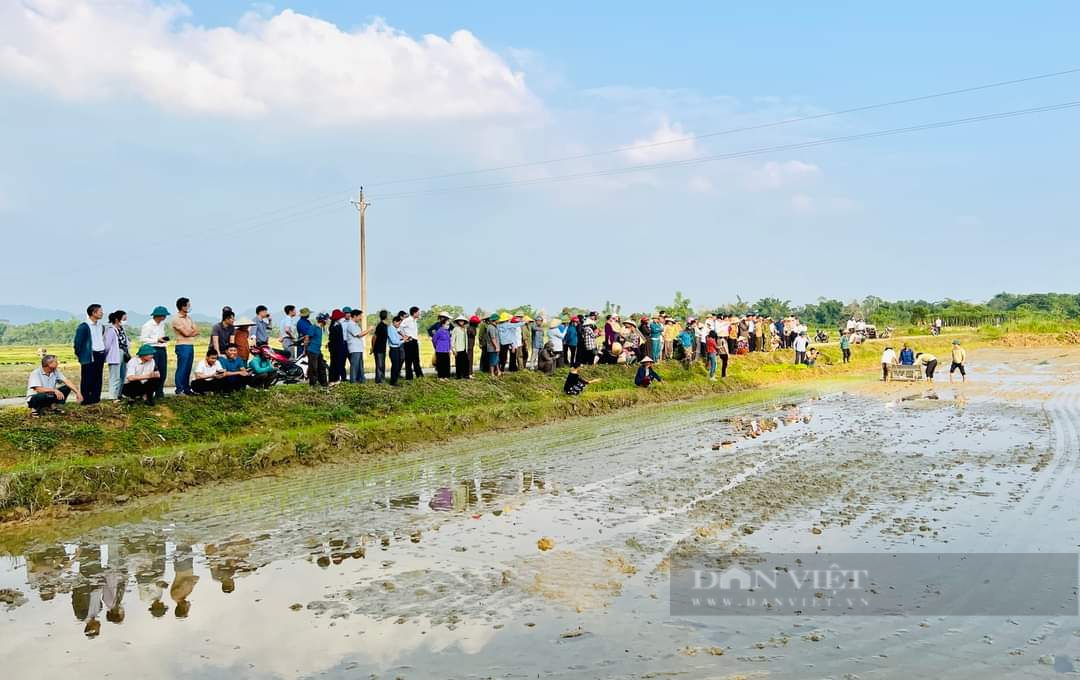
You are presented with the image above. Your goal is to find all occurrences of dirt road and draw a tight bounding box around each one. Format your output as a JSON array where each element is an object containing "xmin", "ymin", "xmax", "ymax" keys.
[{"xmin": 2, "ymin": 348, "xmax": 1079, "ymax": 678}]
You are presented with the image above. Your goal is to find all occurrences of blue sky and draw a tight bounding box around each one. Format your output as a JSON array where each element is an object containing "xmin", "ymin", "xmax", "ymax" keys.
[{"xmin": 1, "ymin": 1, "xmax": 1078, "ymax": 319}]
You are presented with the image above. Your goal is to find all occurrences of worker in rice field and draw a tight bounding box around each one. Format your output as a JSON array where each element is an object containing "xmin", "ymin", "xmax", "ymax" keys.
[
  {"xmin": 949, "ymin": 339, "xmax": 967, "ymax": 383},
  {"xmin": 916, "ymin": 351, "xmax": 939, "ymax": 382}
]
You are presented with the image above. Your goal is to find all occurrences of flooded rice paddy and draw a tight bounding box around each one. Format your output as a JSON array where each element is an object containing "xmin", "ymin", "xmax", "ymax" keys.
[{"xmin": 3, "ymin": 348, "xmax": 1080, "ymax": 679}]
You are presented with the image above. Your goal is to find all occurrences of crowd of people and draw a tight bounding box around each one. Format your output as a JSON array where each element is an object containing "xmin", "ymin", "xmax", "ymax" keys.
[{"xmin": 25, "ymin": 297, "xmax": 900, "ymax": 415}]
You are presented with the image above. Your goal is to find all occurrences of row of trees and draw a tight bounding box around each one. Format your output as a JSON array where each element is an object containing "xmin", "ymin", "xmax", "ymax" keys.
[
  {"xmin": 3, "ymin": 292, "xmax": 1078, "ymax": 346},
  {"xmin": 651, "ymin": 291, "xmax": 1080, "ymax": 329}
]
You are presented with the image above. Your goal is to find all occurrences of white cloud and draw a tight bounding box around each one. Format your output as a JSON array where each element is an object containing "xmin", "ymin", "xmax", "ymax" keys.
[
  {"xmin": 0, "ymin": 0, "xmax": 538, "ymax": 124},
  {"xmin": 748, "ymin": 160, "xmax": 821, "ymax": 190},
  {"xmin": 622, "ymin": 118, "xmax": 702, "ymax": 164}
]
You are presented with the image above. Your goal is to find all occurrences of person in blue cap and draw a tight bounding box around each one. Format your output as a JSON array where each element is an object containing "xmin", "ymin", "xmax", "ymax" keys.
[{"xmin": 139, "ymin": 305, "xmax": 171, "ymax": 400}]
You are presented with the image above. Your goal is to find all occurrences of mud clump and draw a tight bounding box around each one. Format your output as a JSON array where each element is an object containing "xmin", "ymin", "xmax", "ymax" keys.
[{"xmin": 0, "ymin": 588, "xmax": 27, "ymax": 610}]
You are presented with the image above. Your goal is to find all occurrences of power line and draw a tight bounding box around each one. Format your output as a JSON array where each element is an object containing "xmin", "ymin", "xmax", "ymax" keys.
[
  {"xmin": 126, "ymin": 64, "xmax": 1080, "ymax": 236},
  {"xmin": 370, "ymin": 100, "xmax": 1080, "ymax": 201},
  {"xmin": 365, "ymin": 67, "xmax": 1080, "ymax": 189},
  {"xmin": 80, "ymin": 65, "xmax": 1080, "ymax": 244}
]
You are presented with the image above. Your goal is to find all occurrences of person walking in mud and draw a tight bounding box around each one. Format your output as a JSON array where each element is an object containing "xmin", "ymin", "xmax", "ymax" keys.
[{"xmin": 949, "ymin": 339, "xmax": 967, "ymax": 383}]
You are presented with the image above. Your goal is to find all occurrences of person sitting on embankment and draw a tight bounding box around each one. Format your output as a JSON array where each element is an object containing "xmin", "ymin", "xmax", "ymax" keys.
[{"xmin": 26, "ymin": 354, "xmax": 83, "ymax": 416}]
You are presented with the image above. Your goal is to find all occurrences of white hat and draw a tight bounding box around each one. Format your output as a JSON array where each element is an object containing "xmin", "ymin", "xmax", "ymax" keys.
[
  {"xmin": 641, "ymin": 356, "xmax": 654, "ymax": 364},
  {"xmin": 436, "ymin": 310, "xmax": 450, "ymax": 318},
  {"xmin": 454, "ymin": 315, "xmax": 468, "ymax": 322},
  {"xmin": 235, "ymin": 316, "xmax": 255, "ymax": 327}
]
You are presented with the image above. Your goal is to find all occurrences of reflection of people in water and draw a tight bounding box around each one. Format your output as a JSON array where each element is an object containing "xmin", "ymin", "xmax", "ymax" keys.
[
  {"xmin": 205, "ymin": 537, "xmax": 254, "ymax": 594},
  {"xmin": 102, "ymin": 570, "xmax": 126, "ymax": 624},
  {"xmin": 71, "ymin": 544, "xmax": 104, "ymax": 637},
  {"xmin": 429, "ymin": 487, "xmax": 453, "ymax": 511},
  {"xmin": 129, "ymin": 536, "xmax": 169, "ymax": 617},
  {"xmin": 170, "ymin": 546, "xmax": 199, "ymax": 618},
  {"xmin": 25, "ymin": 544, "xmax": 72, "ymax": 602}
]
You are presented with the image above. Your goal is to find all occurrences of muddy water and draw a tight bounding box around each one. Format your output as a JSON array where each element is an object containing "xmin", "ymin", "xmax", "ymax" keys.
[{"xmin": 3, "ymin": 349, "xmax": 1080, "ymax": 679}]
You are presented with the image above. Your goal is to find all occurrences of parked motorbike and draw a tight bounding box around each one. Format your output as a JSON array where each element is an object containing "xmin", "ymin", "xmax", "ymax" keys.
[
  {"xmin": 814, "ymin": 329, "xmax": 829, "ymax": 343},
  {"xmin": 253, "ymin": 344, "xmax": 306, "ymax": 384}
]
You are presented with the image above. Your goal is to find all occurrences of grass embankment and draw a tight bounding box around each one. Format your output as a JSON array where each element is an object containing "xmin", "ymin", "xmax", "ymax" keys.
[{"xmin": 0, "ymin": 332, "xmax": 1035, "ymax": 520}]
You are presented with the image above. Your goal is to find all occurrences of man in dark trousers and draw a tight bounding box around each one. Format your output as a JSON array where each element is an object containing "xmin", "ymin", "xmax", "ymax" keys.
[
  {"xmin": 400, "ymin": 306, "xmax": 424, "ymax": 379},
  {"xmin": 74, "ymin": 303, "xmax": 107, "ymax": 405}
]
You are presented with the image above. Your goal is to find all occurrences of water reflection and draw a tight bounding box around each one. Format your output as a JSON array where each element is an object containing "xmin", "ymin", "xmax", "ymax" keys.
[{"xmin": 5, "ymin": 467, "xmax": 548, "ymax": 638}]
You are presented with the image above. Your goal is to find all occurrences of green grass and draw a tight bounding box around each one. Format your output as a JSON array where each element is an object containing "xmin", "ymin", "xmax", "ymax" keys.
[{"xmin": 0, "ymin": 331, "xmax": 1044, "ymax": 519}]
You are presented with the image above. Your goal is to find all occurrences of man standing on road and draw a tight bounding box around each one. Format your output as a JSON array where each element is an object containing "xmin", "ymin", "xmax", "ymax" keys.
[
  {"xmin": 305, "ymin": 313, "xmax": 329, "ymax": 387},
  {"xmin": 400, "ymin": 306, "xmax": 423, "ymax": 380},
  {"xmin": 27, "ymin": 354, "xmax": 82, "ymax": 416},
  {"xmin": 74, "ymin": 303, "xmax": 107, "ymax": 405},
  {"xmin": 949, "ymin": 339, "xmax": 967, "ymax": 383},
  {"xmin": 387, "ymin": 313, "xmax": 405, "ymax": 386},
  {"xmin": 280, "ymin": 305, "xmax": 298, "ymax": 358},
  {"xmin": 345, "ymin": 309, "xmax": 370, "ymax": 383},
  {"xmin": 171, "ymin": 297, "xmax": 199, "ymax": 396},
  {"xmin": 484, "ymin": 313, "xmax": 502, "ymax": 377},
  {"xmin": 295, "ymin": 308, "xmax": 313, "ymax": 359},
  {"xmin": 140, "ymin": 306, "xmax": 170, "ymax": 401},
  {"xmin": 372, "ymin": 310, "xmax": 389, "ymax": 384}
]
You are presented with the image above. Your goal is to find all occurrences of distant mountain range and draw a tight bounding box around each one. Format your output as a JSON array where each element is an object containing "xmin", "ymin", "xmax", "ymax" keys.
[
  {"xmin": 0, "ymin": 305, "xmax": 76, "ymax": 325},
  {"xmin": 0, "ymin": 304, "xmax": 217, "ymax": 326}
]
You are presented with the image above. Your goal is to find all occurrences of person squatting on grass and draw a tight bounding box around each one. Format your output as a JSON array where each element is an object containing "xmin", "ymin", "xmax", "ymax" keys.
[
  {"xmin": 26, "ymin": 354, "xmax": 83, "ymax": 416},
  {"xmin": 122, "ymin": 344, "xmax": 163, "ymax": 405}
]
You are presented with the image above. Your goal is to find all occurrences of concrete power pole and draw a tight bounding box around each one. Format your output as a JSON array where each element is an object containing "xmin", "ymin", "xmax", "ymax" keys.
[{"xmin": 351, "ymin": 188, "xmax": 370, "ymax": 330}]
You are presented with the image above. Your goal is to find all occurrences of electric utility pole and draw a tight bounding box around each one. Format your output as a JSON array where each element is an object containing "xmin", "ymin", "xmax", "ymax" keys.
[{"xmin": 351, "ymin": 188, "xmax": 370, "ymax": 330}]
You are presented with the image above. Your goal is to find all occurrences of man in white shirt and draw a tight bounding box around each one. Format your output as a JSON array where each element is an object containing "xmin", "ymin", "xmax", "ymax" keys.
[
  {"xmin": 399, "ymin": 306, "xmax": 423, "ymax": 379},
  {"xmin": 27, "ymin": 354, "xmax": 83, "ymax": 415},
  {"xmin": 880, "ymin": 346, "xmax": 897, "ymax": 381},
  {"xmin": 122, "ymin": 344, "xmax": 162, "ymax": 405},
  {"xmin": 281, "ymin": 305, "xmax": 298, "ymax": 357},
  {"xmin": 140, "ymin": 306, "xmax": 170, "ymax": 400},
  {"xmin": 74, "ymin": 303, "xmax": 107, "ymax": 404},
  {"xmin": 344, "ymin": 309, "xmax": 370, "ymax": 383},
  {"xmin": 191, "ymin": 349, "xmax": 227, "ymax": 394},
  {"xmin": 793, "ymin": 331, "xmax": 810, "ymax": 365}
]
